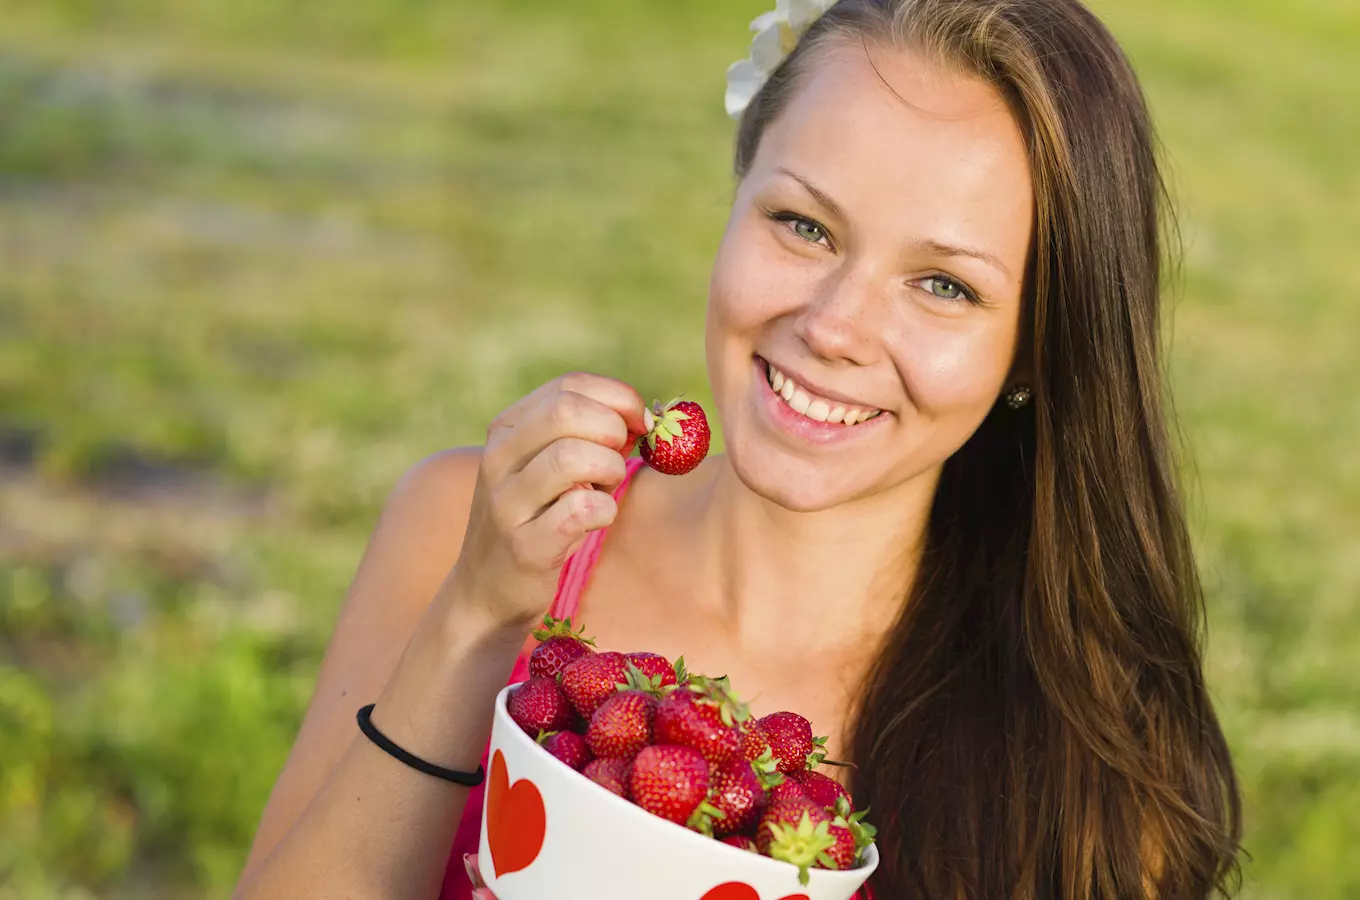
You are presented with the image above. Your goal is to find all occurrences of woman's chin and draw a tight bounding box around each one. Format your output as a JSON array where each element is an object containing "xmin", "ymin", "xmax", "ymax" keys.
[{"xmin": 725, "ymin": 443, "xmax": 865, "ymax": 513}]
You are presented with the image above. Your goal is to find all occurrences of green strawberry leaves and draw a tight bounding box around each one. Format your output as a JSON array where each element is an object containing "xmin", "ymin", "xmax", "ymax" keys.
[
  {"xmin": 685, "ymin": 673, "xmax": 752, "ymax": 727},
  {"xmin": 671, "ymin": 655, "xmax": 690, "ymax": 687},
  {"xmin": 531, "ymin": 614, "xmax": 596, "ymax": 645},
  {"xmin": 751, "ymin": 747, "xmax": 787, "ymax": 789},
  {"xmin": 686, "ymin": 798, "xmax": 728, "ymax": 835},
  {"xmin": 765, "ymin": 812, "xmax": 838, "ymax": 886},
  {"xmin": 805, "ymin": 734, "xmax": 830, "ymax": 768},
  {"xmin": 616, "ymin": 661, "xmax": 667, "ymax": 697},
  {"xmin": 644, "ymin": 397, "xmax": 694, "ymax": 450}
]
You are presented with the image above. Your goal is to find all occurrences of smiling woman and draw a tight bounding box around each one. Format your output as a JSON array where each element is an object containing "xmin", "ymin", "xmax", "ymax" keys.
[
  {"xmin": 722, "ymin": 1, "xmax": 1243, "ymax": 896},
  {"xmin": 711, "ymin": 38, "xmax": 1034, "ymax": 510},
  {"xmin": 233, "ymin": 2, "xmax": 1241, "ymax": 900}
]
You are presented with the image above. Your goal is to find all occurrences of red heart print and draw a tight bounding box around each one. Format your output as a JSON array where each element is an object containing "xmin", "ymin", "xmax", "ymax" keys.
[
  {"xmin": 486, "ymin": 749, "xmax": 546, "ymax": 879},
  {"xmin": 700, "ymin": 883, "xmax": 810, "ymax": 900}
]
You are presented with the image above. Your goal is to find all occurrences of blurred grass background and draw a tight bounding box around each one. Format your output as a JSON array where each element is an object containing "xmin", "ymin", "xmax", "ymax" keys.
[{"xmin": 0, "ymin": 0, "xmax": 1355, "ymax": 897}]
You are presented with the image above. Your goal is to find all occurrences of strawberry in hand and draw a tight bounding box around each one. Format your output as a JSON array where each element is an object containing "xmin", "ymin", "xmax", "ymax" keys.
[{"xmin": 639, "ymin": 398, "xmax": 710, "ymax": 475}]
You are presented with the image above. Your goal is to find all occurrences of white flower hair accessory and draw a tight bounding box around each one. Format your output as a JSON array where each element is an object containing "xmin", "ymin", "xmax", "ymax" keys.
[{"xmin": 725, "ymin": 0, "xmax": 839, "ymax": 118}]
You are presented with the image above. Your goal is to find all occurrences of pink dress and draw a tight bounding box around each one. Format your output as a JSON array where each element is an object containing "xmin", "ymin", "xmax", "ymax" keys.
[{"xmin": 437, "ymin": 457, "xmax": 876, "ymax": 900}]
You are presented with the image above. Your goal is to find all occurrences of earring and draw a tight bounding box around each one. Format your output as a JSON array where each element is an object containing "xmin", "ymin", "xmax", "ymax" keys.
[{"xmin": 1004, "ymin": 384, "xmax": 1032, "ymax": 409}]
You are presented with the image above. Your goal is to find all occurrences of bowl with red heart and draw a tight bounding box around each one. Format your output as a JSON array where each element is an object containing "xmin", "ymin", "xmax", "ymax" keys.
[{"xmin": 478, "ymin": 617, "xmax": 879, "ymax": 900}]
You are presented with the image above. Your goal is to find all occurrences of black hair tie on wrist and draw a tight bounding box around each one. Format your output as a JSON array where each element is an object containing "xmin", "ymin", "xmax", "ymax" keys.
[{"xmin": 356, "ymin": 703, "xmax": 486, "ymax": 786}]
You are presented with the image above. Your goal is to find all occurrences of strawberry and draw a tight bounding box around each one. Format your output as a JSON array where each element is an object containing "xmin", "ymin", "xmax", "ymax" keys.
[
  {"xmin": 639, "ymin": 398, "xmax": 710, "ymax": 476},
  {"xmin": 654, "ymin": 675, "xmax": 750, "ymax": 766},
  {"xmin": 586, "ymin": 689, "xmax": 657, "ymax": 759},
  {"xmin": 788, "ymin": 769, "xmax": 851, "ymax": 811},
  {"xmin": 560, "ymin": 651, "xmax": 630, "ymax": 719},
  {"xmin": 833, "ymin": 795, "xmax": 878, "ymax": 855},
  {"xmin": 506, "ymin": 675, "xmax": 573, "ymax": 736},
  {"xmin": 537, "ymin": 729, "xmax": 592, "ymax": 771},
  {"xmin": 529, "ymin": 615, "xmax": 596, "ymax": 680},
  {"xmin": 817, "ymin": 797, "xmax": 878, "ymax": 869},
  {"xmin": 756, "ymin": 711, "xmax": 828, "ymax": 773},
  {"xmin": 625, "ymin": 651, "xmax": 683, "ymax": 688},
  {"xmin": 704, "ymin": 757, "xmax": 769, "ymax": 837},
  {"xmin": 739, "ymin": 723, "xmax": 770, "ymax": 762},
  {"xmin": 819, "ymin": 821, "xmax": 858, "ymax": 870},
  {"xmin": 720, "ymin": 834, "xmax": 760, "ymax": 853},
  {"xmin": 757, "ymin": 791, "xmax": 835, "ymax": 886},
  {"xmin": 583, "ymin": 757, "xmax": 633, "ymax": 798},
  {"xmin": 628, "ymin": 744, "xmax": 719, "ymax": 828},
  {"xmin": 767, "ymin": 778, "xmax": 810, "ymax": 806}
]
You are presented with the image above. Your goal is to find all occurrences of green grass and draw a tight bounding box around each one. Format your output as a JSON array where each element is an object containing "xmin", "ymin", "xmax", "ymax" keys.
[{"xmin": 1, "ymin": 0, "xmax": 1356, "ymax": 897}]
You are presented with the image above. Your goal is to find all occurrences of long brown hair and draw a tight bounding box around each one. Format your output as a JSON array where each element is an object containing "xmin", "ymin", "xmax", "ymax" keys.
[{"xmin": 734, "ymin": 1, "xmax": 1242, "ymax": 897}]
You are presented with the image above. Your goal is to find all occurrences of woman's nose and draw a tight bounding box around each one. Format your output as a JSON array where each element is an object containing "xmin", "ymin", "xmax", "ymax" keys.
[{"xmin": 793, "ymin": 265, "xmax": 881, "ymax": 367}]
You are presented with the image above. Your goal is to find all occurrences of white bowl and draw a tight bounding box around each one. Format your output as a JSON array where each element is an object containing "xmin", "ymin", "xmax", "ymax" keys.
[{"xmin": 479, "ymin": 683, "xmax": 878, "ymax": 900}]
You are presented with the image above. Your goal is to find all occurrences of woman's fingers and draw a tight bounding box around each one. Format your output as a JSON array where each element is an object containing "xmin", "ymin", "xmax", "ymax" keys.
[
  {"xmin": 483, "ymin": 374, "xmax": 646, "ymax": 481},
  {"xmin": 556, "ymin": 370, "xmax": 648, "ymax": 436},
  {"xmin": 514, "ymin": 486, "xmax": 620, "ymax": 569},
  {"xmin": 497, "ymin": 437, "xmax": 629, "ymax": 530}
]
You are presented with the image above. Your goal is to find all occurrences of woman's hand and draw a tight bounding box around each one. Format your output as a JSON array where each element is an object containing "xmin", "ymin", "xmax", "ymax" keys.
[
  {"xmin": 444, "ymin": 372, "xmax": 647, "ymax": 629},
  {"xmin": 464, "ymin": 853, "xmax": 497, "ymax": 899}
]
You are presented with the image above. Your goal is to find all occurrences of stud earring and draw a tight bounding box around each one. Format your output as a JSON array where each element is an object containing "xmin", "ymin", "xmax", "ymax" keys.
[{"xmin": 1004, "ymin": 384, "xmax": 1032, "ymax": 409}]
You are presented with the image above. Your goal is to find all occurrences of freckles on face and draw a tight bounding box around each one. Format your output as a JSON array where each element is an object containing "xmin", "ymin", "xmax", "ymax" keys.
[{"xmin": 705, "ymin": 40, "xmax": 1034, "ymax": 504}]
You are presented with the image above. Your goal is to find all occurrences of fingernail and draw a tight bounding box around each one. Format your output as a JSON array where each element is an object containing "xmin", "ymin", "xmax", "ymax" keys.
[{"xmin": 463, "ymin": 853, "xmax": 483, "ymax": 888}]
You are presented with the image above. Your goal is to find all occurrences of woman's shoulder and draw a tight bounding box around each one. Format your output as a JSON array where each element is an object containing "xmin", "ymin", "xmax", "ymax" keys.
[
  {"xmin": 390, "ymin": 445, "xmax": 483, "ymax": 508},
  {"xmin": 365, "ymin": 446, "xmax": 485, "ymax": 572}
]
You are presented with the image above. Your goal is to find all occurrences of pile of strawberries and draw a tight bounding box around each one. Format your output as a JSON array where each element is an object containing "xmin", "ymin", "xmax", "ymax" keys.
[{"xmin": 507, "ymin": 617, "xmax": 876, "ymax": 885}]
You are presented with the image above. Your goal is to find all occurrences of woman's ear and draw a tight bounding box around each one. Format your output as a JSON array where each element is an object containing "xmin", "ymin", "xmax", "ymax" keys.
[
  {"xmin": 1000, "ymin": 321, "xmax": 1035, "ymax": 407},
  {"xmin": 1005, "ymin": 332, "xmax": 1034, "ymax": 394}
]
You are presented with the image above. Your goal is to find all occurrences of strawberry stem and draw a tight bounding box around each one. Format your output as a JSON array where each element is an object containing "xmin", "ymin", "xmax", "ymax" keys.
[{"xmin": 817, "ymin": 757, "xmax": 857, "ymax": 768}]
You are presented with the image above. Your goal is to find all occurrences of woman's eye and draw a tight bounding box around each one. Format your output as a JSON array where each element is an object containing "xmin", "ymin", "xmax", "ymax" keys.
[
  {"xmin": 790, "ymin": 218, "xmax": 826, "ymax": 244},
  {"xmin": 769, "ymin": 212, "xmax": 830, "ymax": 247},
  {"xmin": 919, "ymin": 275, "xmax": 975, "ymax": 303}
]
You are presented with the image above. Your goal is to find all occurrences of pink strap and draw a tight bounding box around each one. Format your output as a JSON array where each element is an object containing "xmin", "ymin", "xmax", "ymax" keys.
[
  {"xmin": 548, "ymin": 457, "xmax": 646, "ymax": 622},
  {"xmin": 501, "ymin": 457, "xmax": 646, "ymax": 687}
]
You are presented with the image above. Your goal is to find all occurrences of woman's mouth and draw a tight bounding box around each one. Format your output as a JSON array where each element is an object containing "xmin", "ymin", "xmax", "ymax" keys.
[{"xmin": 760, "ymin": 358, "xmax": 883, "ymax": 426}]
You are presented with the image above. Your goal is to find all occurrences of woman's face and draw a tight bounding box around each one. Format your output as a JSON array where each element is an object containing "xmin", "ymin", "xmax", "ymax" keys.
[{"xmin": 707, "ymin": 41, "xmax": 1034, "ymax": 511}]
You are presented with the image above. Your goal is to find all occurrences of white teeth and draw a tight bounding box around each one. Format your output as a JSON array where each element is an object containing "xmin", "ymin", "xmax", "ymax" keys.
[{"xmin": 764, "ymin": 360, "xmax": 880, "ymax": 425}]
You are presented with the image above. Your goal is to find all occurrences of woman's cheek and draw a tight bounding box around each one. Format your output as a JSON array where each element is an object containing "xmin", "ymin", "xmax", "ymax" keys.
[
  {"xmin": 711, "ymin": 224, "xmax": 804, "ymax": 328},
  {"xmin": 896, "ymin": 325, "xmax": 1011, "ymax": 418}
]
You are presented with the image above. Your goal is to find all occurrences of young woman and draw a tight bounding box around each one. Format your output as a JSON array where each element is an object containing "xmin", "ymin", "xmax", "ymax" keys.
[{"xmin": 233, "ymin": 0, "xmax": 1243, "ymax": 897}]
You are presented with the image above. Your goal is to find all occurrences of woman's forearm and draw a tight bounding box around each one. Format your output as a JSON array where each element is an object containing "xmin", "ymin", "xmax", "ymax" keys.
[{"xmin": 233, "ymin": 595, "xmax": 525, "ymax": 900}]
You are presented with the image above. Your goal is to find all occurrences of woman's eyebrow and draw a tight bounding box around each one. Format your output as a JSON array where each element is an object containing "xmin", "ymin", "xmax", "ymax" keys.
[
  {"xmin": 775, "ymin": 167, "xmax": 1011, "ymax": 279},
  {"xmin": 776, "ymin": 167, "xmax": 848, "ymax": 222},
  {"xmin": 908, "ymin": 238, "xmax": 1012, "ymax": 279}
]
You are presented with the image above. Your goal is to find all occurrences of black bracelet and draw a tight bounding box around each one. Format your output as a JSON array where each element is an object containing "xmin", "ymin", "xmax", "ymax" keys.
[{"xmin": 355, "ymin": 704, "xmax": 486, "ymax": 787}]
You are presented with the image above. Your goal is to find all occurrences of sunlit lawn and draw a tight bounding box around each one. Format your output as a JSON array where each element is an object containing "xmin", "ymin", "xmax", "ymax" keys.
[{"xmin": 1, "ymin": 0, "xmax": 1356, "ymax": 897}]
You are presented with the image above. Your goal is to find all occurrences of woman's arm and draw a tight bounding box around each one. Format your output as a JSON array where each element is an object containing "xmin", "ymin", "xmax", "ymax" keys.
[
  {"xmin": 232, "ymin": 372, "xmax": 646, "ymax": 900},
  {"xmin": 233, "ymin": 447, "xmax": 515, "ymax": 899}
]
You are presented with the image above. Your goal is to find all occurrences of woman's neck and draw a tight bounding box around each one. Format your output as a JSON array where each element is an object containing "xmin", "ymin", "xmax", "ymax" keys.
[{"xmin": 667, "ymin": 453, "xmax": 937, "ymax": 663}]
